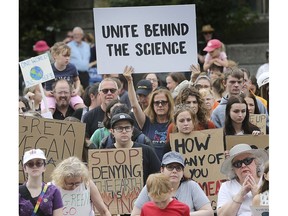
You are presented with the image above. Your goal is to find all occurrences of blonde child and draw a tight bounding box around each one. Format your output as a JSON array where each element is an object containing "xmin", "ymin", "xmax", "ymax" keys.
[
  {"xmin": 203, "ymin": 39, "xmax": 229, "ymax": 71},
  {"xmin": 140, "ymin": 173, "xmax": 190, "ymax": 216},
  {"xmin": 41, "ymin": 42, "xmax": 85, "ymax": 114}
]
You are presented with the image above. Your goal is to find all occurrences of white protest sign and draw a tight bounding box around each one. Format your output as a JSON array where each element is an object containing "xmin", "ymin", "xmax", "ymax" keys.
[
  {"xmin": 93, "ymin": 4, "xmax": 197, "ymax": 74},
  {"xmin": 19, "ymin": 53, "xmax": 55, "ymax": 88}
]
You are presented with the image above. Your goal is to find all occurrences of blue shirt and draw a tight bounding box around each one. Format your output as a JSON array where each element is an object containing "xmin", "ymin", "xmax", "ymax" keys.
[{"xmin": 67, "ymin": 40, "xmax": 90, "ymax": 71}]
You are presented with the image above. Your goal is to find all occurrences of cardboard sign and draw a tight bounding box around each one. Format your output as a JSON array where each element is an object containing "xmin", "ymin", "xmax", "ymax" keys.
[
  {"xmin": 88, "ymin": 148, "xmax": 143, "ymax": 214},
  {"xmin": 93, "ymin": 4, "xmax": 197, "ymax": 74},
  {"xmin": 19, "ymin": 115, "xmax": 85, "ymax": 183},
  {"xmin": 249, "ymin": 114, "xmax": 266, "ymax": 134},
  {"xmin": 19, "ymin": 53, "xmax": 55, "ymax": 88},
  {"xmin": 61, "ymin": 188, "xmax": 92, "ymax": 216},
  {"xmin": 170, "ymin": 128, "xmax": 227, "ymax": 211},
  {"xmin": 225, "ymin": 135, "xmax": 269, "ymax": 151},
  {"xmin": 250, "ymin": 206, "xmax": 269, "ymax": 216}
]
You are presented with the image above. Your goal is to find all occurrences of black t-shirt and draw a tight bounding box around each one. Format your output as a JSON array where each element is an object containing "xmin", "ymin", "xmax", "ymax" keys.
[
  {"xmin": 53, "ymin": 105, "xmax": 75, "ymax": 120},
  {"xmin": 82, "ymin": 106, "xmax": 105, "ymax": 138}
]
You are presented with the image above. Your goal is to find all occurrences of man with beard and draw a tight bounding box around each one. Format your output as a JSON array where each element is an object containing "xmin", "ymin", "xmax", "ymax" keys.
[{"xmin": 52, "ymin": 79, "xmax": 76, "ymax": 120}]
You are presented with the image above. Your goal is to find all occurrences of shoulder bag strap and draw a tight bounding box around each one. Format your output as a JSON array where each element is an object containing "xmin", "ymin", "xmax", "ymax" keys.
[{"xmin": 31, "ymin": 182, "xmax": 50, "ymax": 216}]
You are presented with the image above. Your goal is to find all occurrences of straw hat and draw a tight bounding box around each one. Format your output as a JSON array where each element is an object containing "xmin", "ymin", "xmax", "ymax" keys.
[
  {"xmin": 202, "ymin": 24, "xmax": 215, "ymax": 33},
  {"xmin": 220, "ymin": 144, "xmax": 269, "ymax": 175}
]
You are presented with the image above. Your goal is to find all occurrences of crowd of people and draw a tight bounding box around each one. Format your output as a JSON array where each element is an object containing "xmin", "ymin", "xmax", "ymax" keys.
[{"xmin": 19, "ymin": 23, "xmax": 269, "ymax": 216}]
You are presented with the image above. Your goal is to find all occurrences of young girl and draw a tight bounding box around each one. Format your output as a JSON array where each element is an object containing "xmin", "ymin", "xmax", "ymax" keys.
[
  {"xmin": 19, "ymin": 149, "xmax": 63, "ymax": 216},
  {"xmin": 41, "ymin": 42, "xmax": 85, "ymax": 114},
  {"xmin": 51, "ymin": 156, "xmax": 111, "ymax": 216},
  {"xmin": 203, "ymin": 39, "xmax": 229, "ymax": 71},
  {"xmin": 164, "ymin": 103, "xmax": 196, "ymax": 153},
  {"xmin": 224, "ymin": 94, "xmax": 261, "ymax": 135}
]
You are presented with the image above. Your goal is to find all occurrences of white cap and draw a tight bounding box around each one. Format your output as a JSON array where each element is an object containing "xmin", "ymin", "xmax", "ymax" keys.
[
  {"xmin": 257, "ymin": 72, "xmax": 269, "ymax": 88},
  {"xmin": 23, "ymin": 149, "xmax": 46, "ymax": 164}
]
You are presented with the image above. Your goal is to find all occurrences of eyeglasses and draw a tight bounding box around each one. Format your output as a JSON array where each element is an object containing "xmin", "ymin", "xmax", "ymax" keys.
[
  {"xmin": 54, "ymin": 91, "xmax": 70, "ymax": 95},
  {"xmin": 113, "ymin": 126, "xmax": 133, "ymax": 133},
  {"xmin": 153, "ymin": 100, "xmax": 168, "ymax": 107},
  {"xmin": 26, "ymin": 161, "xmax": 44, "ymax": 168},
  {"xmin": 165, "ymin": 164, "xmax": 183, "ymax": 172},
  {"xmin": 100, "ymin": 88, "xmax": 117, "ymax": 94},
  {"xmin": 232, "ymin": 157, "xmax": 255, "ymax": 168},
  {"xmin": 64, "ymin": 181, "xmax": 82, "ymax": 187}
]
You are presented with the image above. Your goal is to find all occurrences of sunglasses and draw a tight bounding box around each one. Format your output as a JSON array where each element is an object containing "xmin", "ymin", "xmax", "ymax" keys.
[
  {"xmin": 26, "ymin": 161, "xmax": 44, "ymax": 168},
  {"xmin": 203, "ymin": 32, "xmax": 213, "ymax": 35},
  {"xmin": 165, "ymin": 164, "xmax": 183, "ymax": 172},
  {"xmin": 232, "ymin": 157, "xmax": 255, "ymax": 168},
  {"xmin": 65, "ymin": 181, "xmax": 82, "ymax": 187},
  {"xmin": 153, "ymin": 100, "xmax": 168, "ymax": 107},
  {"xmin": 100, "ymin": 88, "xmax": 117, "ymax": 94}
]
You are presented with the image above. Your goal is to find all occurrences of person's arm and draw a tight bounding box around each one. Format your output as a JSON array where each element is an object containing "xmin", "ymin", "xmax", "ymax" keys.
[
  {"xmin": 72, "ymin": 76, "xmax": 81, "ymax": 96},
  {"xmin": 123, "ymin": 66, "xmax": 146, "ymax": 129},
  {"xmin": 190, "ymin": 203, "xmax": 214, "ymax": 216},
  {"xmin": 89, "ymin": 179, "xmax": 111, "ymax": 216},
  {"xmin": 252, "ymin": 194, "xmax": 260, "ymax": 206}
]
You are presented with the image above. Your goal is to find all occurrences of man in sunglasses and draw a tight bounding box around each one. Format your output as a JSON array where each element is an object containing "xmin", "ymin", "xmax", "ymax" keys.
[
  {"xmin": 217, "ymin": 143, "xmax": 269, "ymax": 216},
  {"xmin": 83, "ymin": 78, "xmax": 119, "ymax": 141}
]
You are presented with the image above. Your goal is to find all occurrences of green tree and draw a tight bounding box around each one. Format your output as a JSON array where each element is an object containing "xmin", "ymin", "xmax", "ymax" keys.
[{"xmin": 19, "ymin": 0, "xmax": 65, "ymax": 60}]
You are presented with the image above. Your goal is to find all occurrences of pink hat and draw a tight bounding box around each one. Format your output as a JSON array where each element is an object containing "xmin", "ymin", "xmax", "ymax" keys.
[
  {"xmin": 203, "ymin": 39, "xmax": 222, "ymax": 52},
  {"xmin": 33, "ymin": 40, "xmax": 50, "ymax": 52}
]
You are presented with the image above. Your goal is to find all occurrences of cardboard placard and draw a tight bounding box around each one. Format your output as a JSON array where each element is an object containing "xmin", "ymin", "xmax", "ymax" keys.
[
  {"xmin": 249, "ymin": 114, "xmax": 266, "ymax": 134},
  {"xmin": 225, "ymin": 135, "xmax": 269, "ymax": 151},
  {"xmin": 19, "ymin": 53, "xmax": 55, "ymax": 88},
  {"xmin": 88, "ymin": 148, "xmax": 143, "ymax": 214},
  {"xmin": 93, "ymin": 4, "xmax": 197, "ymax": 74},
  {"xmin": 170, "ymin": 128, "xmax": 226, "ymax": 211},
  {"xmin": 19, "ymin": 115, "xmax": 85, "ymax": 183}
]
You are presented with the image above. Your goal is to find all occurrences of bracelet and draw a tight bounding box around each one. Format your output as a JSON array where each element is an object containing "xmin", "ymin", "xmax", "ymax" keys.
[{"xmin": 232, "ymin": 197, "xmax": 242, "ymax": 204}]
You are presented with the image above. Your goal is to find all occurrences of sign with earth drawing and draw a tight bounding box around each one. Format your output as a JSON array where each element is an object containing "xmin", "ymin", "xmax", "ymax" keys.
[{"xmin": 19, "ymin": 53, "xmax": 55, "ymax": 88}]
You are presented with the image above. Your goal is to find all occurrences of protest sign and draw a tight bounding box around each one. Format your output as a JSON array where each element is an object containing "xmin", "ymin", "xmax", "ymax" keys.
[
  {"xmin": 249, "ymin": 114, "xmax": 266, "ymax": 134},
  {"xmin": 93, "ymin": 4, "xmax": 197, "ymax": 74},
  {"xmin": 250, "ymin": 206, "xmax": 269, "ymax": 216},
  {"xmin": 225, "ymin": 135, "xmax": 269, "ymax": 151},
  {"xmin": 19, "ymin": 115, "xmax": 85, "ymax": 183},
  {"xmin": 170, "ymin": 128, "xmax": 226, "ymax": 211},
  {"xmin": 88, "ymin": 148, "xmax": 143, "ymax": 214},
  {"xmin": 19, "ymin": 53, "xmax": 55, "ymax": 88}
]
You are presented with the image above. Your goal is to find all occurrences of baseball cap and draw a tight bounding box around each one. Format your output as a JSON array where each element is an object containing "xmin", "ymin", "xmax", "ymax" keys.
[
  {"xmin": 33, "ymin": 40, "xmax": 50, "ymax": 52},
  {"xmin": 161, "ymin": 151, "xmax": 185, "ymax": 167},
  {"xmin": 110, "ymin": 113, "xmax": 134, "ymax": 128},
  {"xmin": 136, "ymin": 79, "xmax": 152, "ymax": 96},
  {"xmin": 203, "ymin": 39, "xmax": 222, "ymax": 52},
  {"xmin": 23, "ymin": 149, "xmax": 46, "ymax": 165}
]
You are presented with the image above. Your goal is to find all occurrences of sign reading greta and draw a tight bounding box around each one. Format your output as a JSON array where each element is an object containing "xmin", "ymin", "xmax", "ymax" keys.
[{"xmin": 19, "ymin": 115, "xmax": 85, "ymax": 183}]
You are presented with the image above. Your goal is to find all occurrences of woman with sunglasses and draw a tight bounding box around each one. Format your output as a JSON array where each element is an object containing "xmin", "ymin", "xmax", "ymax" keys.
[
  {"xmin": 217, "ymin": 144, "xmax": 268, "ymax": 216},
  {"xmin": 19, "ymin": 149, "xmax": 63, "ymax": 216},
  {"xmin": 124, "ymin": 66, "xmax": 174, "ymax": 161},
  {"xmin": 51, "ymin": 156, "xmax": 111, "ymax": 216},
  {"xmin": 131, "ymin": 151, "xmax": 214, "ymax": 216}
]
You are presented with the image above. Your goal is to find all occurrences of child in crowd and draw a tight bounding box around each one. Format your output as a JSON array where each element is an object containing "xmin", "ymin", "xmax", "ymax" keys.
[
  {"xmin": 140, "ymin": 173, "xmax": 190, "ymax": 216},
  {"xmin": 41, "ymin": 42, "xmax": 85, "ymax": 114},
  {"xmin": 203, "ymin": 39, "xmax": 229, "ymax": 72}
]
